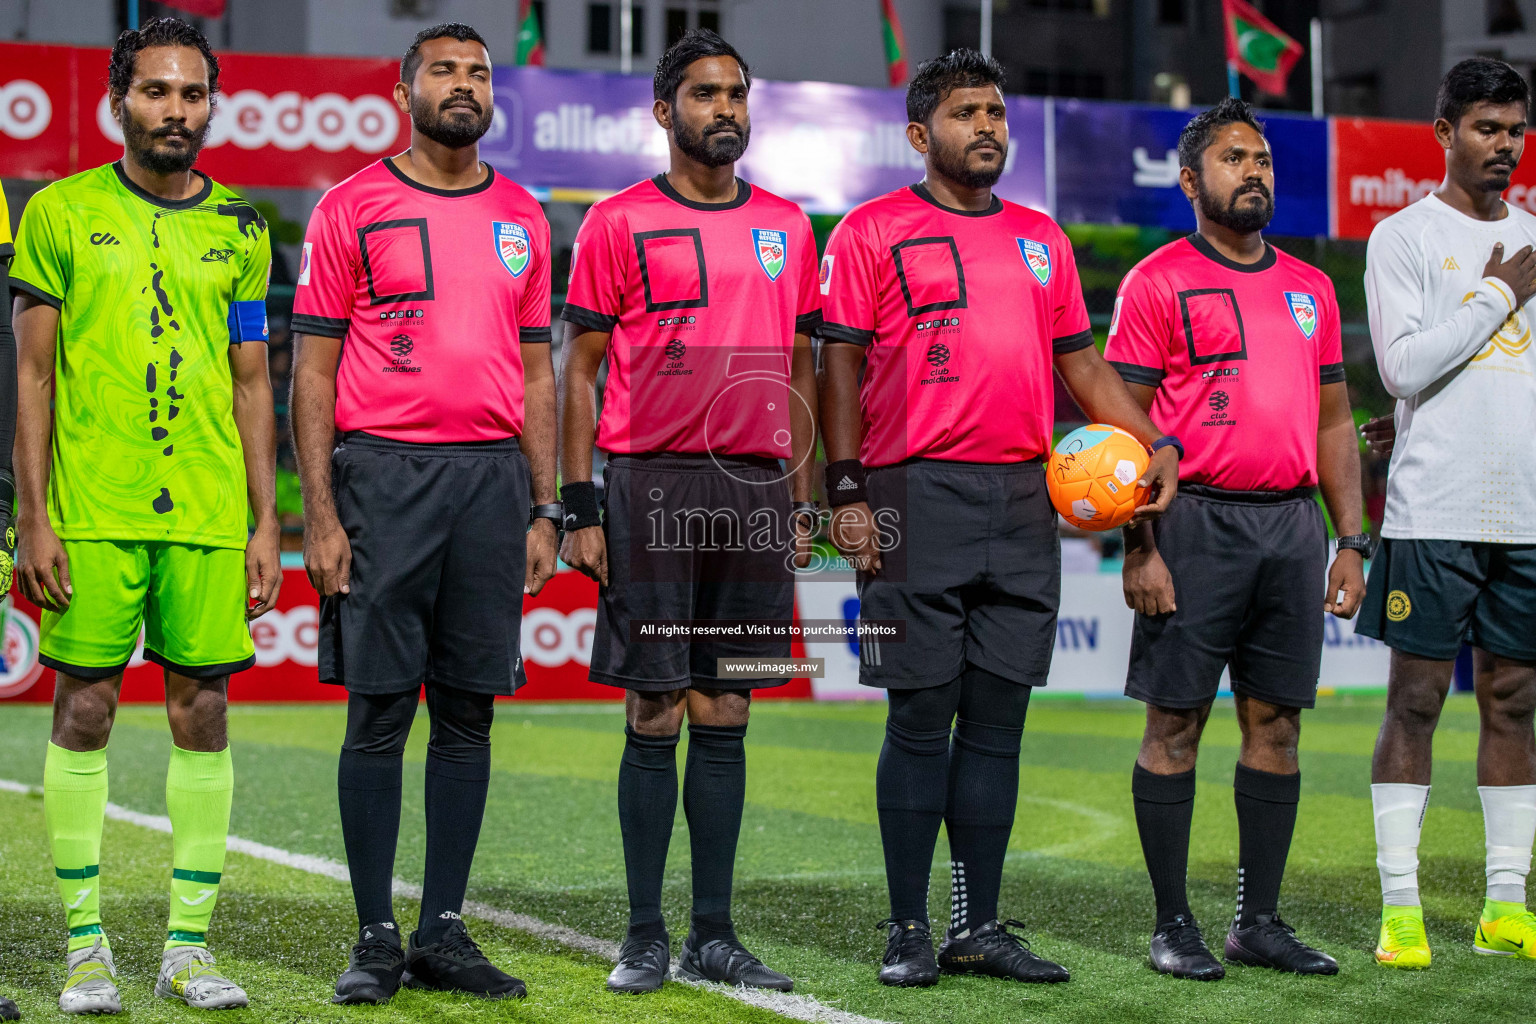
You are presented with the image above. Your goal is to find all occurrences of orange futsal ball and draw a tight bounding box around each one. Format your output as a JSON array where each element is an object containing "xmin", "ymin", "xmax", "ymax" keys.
[{"xmin": 1046, "ymin": 424, "xmax": 1151, "ymax": 531}]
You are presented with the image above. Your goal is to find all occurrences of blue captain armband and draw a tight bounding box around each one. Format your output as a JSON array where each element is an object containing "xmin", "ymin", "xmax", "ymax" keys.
[{"xmin": 227, "ymin": 300, "xmax": 270, "ymax": 343}]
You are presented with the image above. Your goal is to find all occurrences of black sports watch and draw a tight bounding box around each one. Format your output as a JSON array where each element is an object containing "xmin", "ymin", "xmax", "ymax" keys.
[
  {"xmin": 1150, "ymin": 435, "xmax": 1184, "ymax": 460},
  {"xmin": 1336, "ymin": 533, "xmax": 1372, "ymax": 555},
  {"xmin": 530, "ymin": 502, "xmax": 563, "ymax": 541}
]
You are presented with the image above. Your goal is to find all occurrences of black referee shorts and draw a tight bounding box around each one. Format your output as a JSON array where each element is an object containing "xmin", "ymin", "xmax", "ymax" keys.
[
  {"xmin": 319, "ymin": 432, "xmax": 530, "ymax": 696},
  {"xmin": 589, "ymin": 453, "xmax": 795, "ymax": 693},
  {"xmin": 1125, "ymin": 484, "xmax": 1325, "ymax": 710},
  {"xmin": 856, "ymin": 458, "xmax": 1060, "ymax": 690},
  {"xmin": 1356, "ymin": 538, "xmax": 1536, "ymax": 662}
]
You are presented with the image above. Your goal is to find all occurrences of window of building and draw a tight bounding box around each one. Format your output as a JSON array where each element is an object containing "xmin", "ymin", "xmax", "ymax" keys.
[
  {"xmin": 1159, "ymin": 0, "xmax": 1185, "ymax": 24},
  {"xmin": 588, "ymin": 3, "xmax": 612, "ymax": 53},
  {"xmin": 1023, "ymin": 67, "xmax": 1107, "ymax": 98},
  {"xmin": 665, "ymin": 1, "xmax": 721, "ymax": 46}
]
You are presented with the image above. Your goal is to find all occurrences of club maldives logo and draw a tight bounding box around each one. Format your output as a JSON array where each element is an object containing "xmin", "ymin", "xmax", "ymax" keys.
[
  {"xmin": 494, "ymin": 222, "xmax": 531, "ymax": 278},
  {"xmin": 1016, "ymin": 238, "xmax": 1051, "ymax": 286},
  {"xmin": 753, "ymin": 229, "xmax": 787, "ymax": 282},
  {"xmin": 1285, "ymin": 291, "xmax": 1317, "ymax": 339}
]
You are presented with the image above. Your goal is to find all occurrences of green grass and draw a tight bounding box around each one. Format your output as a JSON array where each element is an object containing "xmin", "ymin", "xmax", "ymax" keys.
[{"xmin": 0, "ymin": 694, "xmax": 1524, "ymax": 1023}]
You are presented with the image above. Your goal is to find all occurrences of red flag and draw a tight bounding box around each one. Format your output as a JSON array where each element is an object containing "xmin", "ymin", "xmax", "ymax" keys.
[
  {"xmin": 880, "ymin": 0, "xmax": 907, "ymax": 87},
  {"xmin": 157, "ymin": 0, "xmax": 228, "ymax": 16},
  {"xmin": 1221, "ymin": 0, "xmax": 1303, "ymax": 96}
]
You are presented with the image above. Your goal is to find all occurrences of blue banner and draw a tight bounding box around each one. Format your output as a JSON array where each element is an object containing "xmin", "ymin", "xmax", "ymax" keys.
[{"xmin": 1052, "ymin": 100, "xmax": 1329, "ymax": 237}]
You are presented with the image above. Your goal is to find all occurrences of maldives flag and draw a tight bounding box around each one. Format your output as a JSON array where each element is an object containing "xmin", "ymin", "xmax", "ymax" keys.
[
  {"xmin": 880, "ymin": 0, "xmax": 907, "ymax": 87},
  {"xmin": 1221, "ymin": 0, "xmax": 1303, "ymax": 96},
  {"xmin": 158, "ymin": 0, "xmax": 227, "ymax": 15},
  {"xmin": 516, "ymin": 0, "xmax": 545, "ymax": 66}
]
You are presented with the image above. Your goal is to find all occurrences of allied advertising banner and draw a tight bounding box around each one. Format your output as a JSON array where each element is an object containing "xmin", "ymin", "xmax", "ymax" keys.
[
  {"xmin": 481, "ymin": 68, "xmax": 1048, "ymax": 214},
  {"xmin": 1053, "ymin": 99, "xmax": 1329, "ymax": 238}
]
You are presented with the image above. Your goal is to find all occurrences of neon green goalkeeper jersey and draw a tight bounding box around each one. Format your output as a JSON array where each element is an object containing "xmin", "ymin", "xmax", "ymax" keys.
[{"xmin": 10, "ymin": 162, "xmax": 271, "ymax": 549}]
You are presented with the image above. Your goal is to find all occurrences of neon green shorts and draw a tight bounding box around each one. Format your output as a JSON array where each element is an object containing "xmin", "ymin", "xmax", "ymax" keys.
[{"xmin": 39, "ymin": 541, "xmax": 255, "ymax": 680}]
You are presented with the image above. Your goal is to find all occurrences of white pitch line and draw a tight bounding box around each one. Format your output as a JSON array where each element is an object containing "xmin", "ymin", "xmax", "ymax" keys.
[{"xmin": 0, "ymin": 778, "xmax": 891, "ymax": 1024}]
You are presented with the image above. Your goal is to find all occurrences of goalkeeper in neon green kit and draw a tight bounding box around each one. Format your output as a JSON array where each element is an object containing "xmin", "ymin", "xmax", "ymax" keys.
[{"xmin": 9, "ymin": 19, "xmax": 280, "ymax": 1015}]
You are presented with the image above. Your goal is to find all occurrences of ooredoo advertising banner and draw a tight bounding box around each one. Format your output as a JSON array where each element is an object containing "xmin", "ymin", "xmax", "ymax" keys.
[
  {"xmin": 0, "ymin": 566, "xmax": 814, "ymax": 704},
  {"xmin": 1052, "ymin": 99, "xmax": 1329, "ymax": 238},
  {"xmin": 0, "ymin": 42, "xmax": 407, "ymax": 191}
]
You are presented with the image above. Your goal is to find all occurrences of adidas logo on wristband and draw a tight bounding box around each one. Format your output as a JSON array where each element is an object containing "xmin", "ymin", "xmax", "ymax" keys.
[{"xmin": 836, "ymin": 477, "xmax": 857, "ymax": 490}]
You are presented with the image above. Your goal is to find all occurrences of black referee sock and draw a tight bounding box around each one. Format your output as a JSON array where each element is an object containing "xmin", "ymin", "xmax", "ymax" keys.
[
  {"xmin": 619, "ymin": 726, "xmax": 680, "ymax": 938},
  {"xmin": 877, "ymin": 685, "xmax": 958, "ymax": 924},
  {"xmin": 1233, "ymin": 763, "xmax": 1301, "ymax": 929},
  {"xmin": 417, "ymin": 686, "xmax": 495, "ymax": 946},
  {"xmin": 338, "ymin": 749, "xmax": 403, "ymax": 929},
  {"xmin": 683, "ymin": 722, "xmax": 749, "ymax": 935},
  {"xmin": 417, "ymin": 750, "xmax": 492, "ymax": 945},
  {"xmin": 944, "ymin": 675, "xmax": 1030, "ymax": 934},
  {"xmin": 1132, "ymin": 763, "xmax": 1197, "ymax": 928}
]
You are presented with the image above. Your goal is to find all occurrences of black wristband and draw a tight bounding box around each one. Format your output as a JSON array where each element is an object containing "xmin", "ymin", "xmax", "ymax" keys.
[
  {"xmin": 1336, "ymin": 533, "xmax": 1372, "ymax": 554},
  {"xmin": 559, "ymin": 481, "xmax": 602, "ymax": 531},
  {"xmin": 1151, "ymin": 435, "xmax": 1184, "ymax": 460},
  {"xmin": 530, "ymin": 502, "xmax": 562, "ymax": 526},
  {"xmin": 825, "ymin": 459, "xmax": 868, "ymax": 507}
]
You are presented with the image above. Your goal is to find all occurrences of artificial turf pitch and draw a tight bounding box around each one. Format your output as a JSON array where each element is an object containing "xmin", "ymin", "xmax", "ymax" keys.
[{"xmin": 0, "ymin": 694, "xmax": 1522, "ymax": 1023}]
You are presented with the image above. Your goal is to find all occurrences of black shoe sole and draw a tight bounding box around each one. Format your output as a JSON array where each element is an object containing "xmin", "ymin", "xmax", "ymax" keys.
[
  {"xmin": 332, "ymin": 987, "xmax": 395, "ymax": 1005},
  {"xmin": 400, "ymin": 971, "xmax": 527, "ymax": 999},
  {"xmin": 674, "ymin": 960, "xmax": 793, "ymax": 992},
  {"xmin": 1150, "ymin": 962, "xmax": 1225, "ymax": 981},
  {"xmin": 939, "ymin": 964, "xmax": 1070, "ymax": 983},
  {"xmin": 1223, "ymin": 942, "xmax": 1338, "ymax": 976},
  {"xmin": 878, "ymin": 970, "xmax": 939, "ymax": 988}
]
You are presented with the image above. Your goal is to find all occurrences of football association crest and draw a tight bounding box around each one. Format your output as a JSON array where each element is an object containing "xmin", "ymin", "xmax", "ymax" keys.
[
  {"xmin": 753, "ymin": 228, "xmax": 787, "ymax": 282},
  {"xmin": 494, "ymin": 222, "xmax": 531, "ymax": 278},
  {"xmin": 1017, "ymin": 238, "xmax": 1051, "ymax": 286},
  {"xmin": 1285, "ymin": 291, "xmax": 1317, "ymax": 339}
]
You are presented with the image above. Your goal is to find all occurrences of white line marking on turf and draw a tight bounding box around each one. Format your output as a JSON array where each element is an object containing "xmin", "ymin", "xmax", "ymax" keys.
[{"xmin": 0, "ymin": 778, "xmax": 891, "ymax": 1024}]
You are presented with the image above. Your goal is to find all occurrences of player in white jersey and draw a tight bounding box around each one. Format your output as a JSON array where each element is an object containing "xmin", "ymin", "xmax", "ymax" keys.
[{"xmin": 1361, "ymin": 57, "xmax": 1536, "ymax": 970}]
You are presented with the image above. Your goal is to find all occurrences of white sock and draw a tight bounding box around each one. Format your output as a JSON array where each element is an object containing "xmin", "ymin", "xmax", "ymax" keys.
[
  {"xmin": 1373, "ymin": 783, "xmax": 1431, "ymax": 906},
  {"xmin": 1479, "ymin": 785, "xmax": 1536, "ymax": 906}
]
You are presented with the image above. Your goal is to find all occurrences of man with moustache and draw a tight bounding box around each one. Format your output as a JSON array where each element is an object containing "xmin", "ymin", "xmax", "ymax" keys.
[
  {"xmin": 559, "ymin": 29, "xmax": 819, "ymax": 995},
  {"xmin": 1360, "ymin": 57, "xmax": 1536, "ymax": 970},
  {"xmin": 10, "ymin": 17, "xmax": 278, "ymax": 1013},
  {"xmin": 290, "ymin": 23, "xmax": 557, "ymax": 1002},
  {"xmin": 1105, "ymin": 98, "xmax": 1364, "ymax": 979},
  {"xmin": 818, "ymin": 49, "xmax": 1178, "ymax": 988}
]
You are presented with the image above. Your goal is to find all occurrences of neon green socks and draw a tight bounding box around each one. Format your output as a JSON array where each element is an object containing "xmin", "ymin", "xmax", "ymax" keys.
[
  {"xmin": 44, "ymin": 742, "xmax": 109, "ymax": 953},
  {"xmin": 165, "ymin": 745, "xmax": 234, "ymax": 950}
]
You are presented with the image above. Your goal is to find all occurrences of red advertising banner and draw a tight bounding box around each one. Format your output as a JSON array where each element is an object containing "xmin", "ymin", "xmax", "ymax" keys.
[
  {"xmin": 1332, "ymin": 115, "xmax": 1536, "ymax": 240},
  {"xmin": 0, "ymin": 42, "xmax": 407, "ymax": 190},
  {"xmin": 0, "ymin": 566, "xmax": 812, "ymax": 703}
]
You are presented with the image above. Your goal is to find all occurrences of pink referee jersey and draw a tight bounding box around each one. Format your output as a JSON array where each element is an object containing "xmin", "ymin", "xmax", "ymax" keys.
[
  {"xmin": 291, "ymin": 159, "xmax": 551, "ymax": 443},
  {"xmin": 818, "ymin": 183, "xmax": 1093, "ymax": 467},
  {"xmin": 1104, "ymin": 235, "xmax": 1344, "ymax": 491},
  {"xmin": 561, "ymin": 175, "xmax": 821, "ymax": 458}
]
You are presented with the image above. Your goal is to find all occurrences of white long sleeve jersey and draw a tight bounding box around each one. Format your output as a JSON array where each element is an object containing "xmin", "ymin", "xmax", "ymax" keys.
[{"xmin": 1365, "ymin": 193, "xmax": 1536, "ymax": 542}]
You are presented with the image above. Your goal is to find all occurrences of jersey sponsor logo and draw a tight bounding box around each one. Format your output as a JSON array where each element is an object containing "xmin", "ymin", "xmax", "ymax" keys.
[
  {"xmin": 0, "ymin": 78, "xmax": 51, "ymax": 140},
  {"xmin": 96, "ymin": 89, "xmax": 400, "ymax": 154},
  {"xmin": 202, "ymin": 247, "xmax": 234, "ymax": 263},
  {"xmin": 1386, "ymin": 590, "xmax": 1411, "ymax": 622},
  {"xmin": 753, "ymin": 228, "xmax": 787, "ymax": 282},
  {"xmin": 89, "ymin": 232, "xmax": 120, "ymax": 246},
  {"xmin": 1285, "ymin": 291, "xmax": 1318, "ymax": 339},
  {"xmin": 298, "ymin": 242, "xmax": 313, "ymax": 286},
  {"xmin": 1461, "ymin": 290, "xmax": 1532, "ymax": 361},
  {"xmin": 1016, "ymin": 238, "xmax": 1052, "ymax": 286},
  {"xmin": 494, "ymin": 221, "xmax": 532, "ymax": 278},
  {"xmin": 819, "ymin": 254, "xmax": 834, "ymax": 295},
  {"xmin": 1202, "ymin": 389, "xmax": 1236, "ymax": 427}
]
